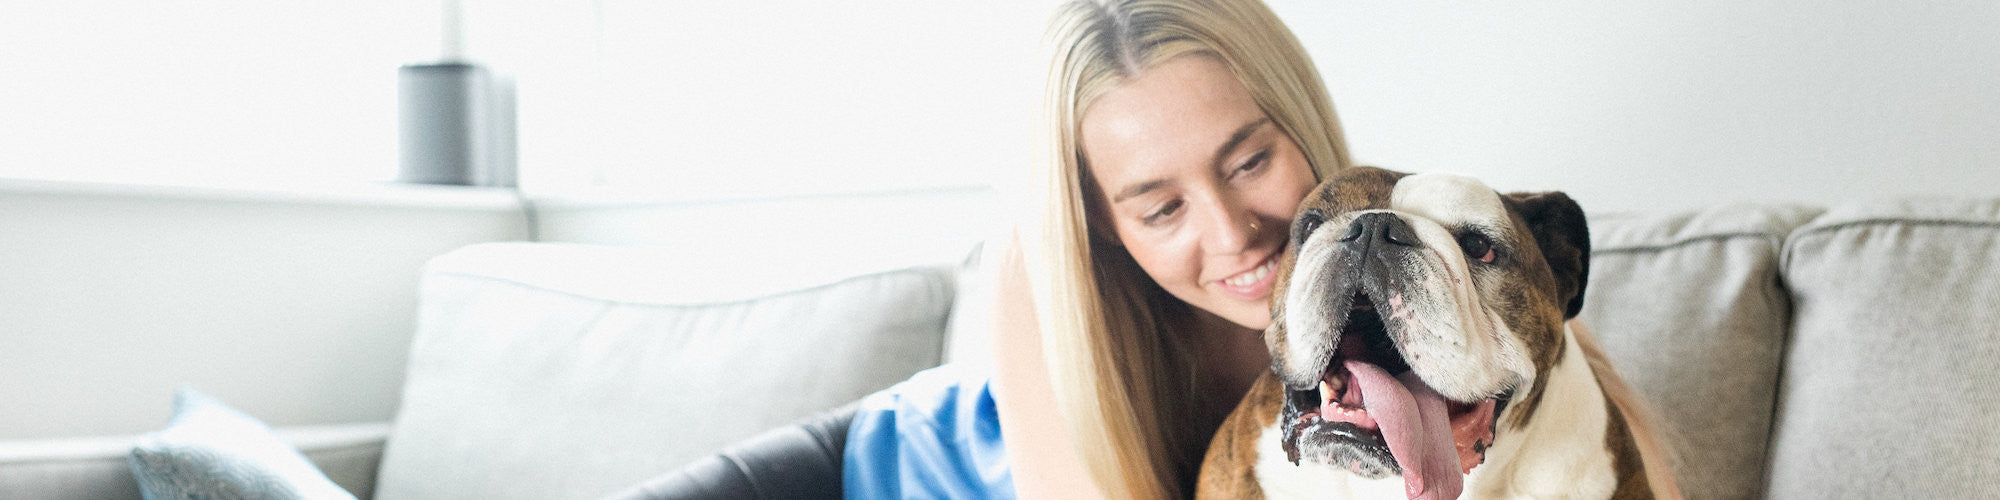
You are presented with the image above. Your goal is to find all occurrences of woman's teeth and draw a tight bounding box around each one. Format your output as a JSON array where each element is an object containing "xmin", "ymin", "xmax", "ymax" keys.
[{"xmin": 1224, "ymin": 259, "xmax": 1277, "ymax": 287}]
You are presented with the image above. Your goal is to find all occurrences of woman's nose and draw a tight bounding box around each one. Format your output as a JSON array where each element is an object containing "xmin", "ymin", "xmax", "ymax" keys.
[{"xmin": 1201, "ymin": 200, "xmax": 1256, "ymax": 254}]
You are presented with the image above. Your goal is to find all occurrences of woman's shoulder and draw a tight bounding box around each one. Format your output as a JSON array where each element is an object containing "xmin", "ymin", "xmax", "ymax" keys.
[
  {"xmin": 845, "ymin": 363, "xmax": 1013, "ymax": 498},
  {"xmin": 856, "ymin": 364, "xmax": 996, "ymax": 425}
]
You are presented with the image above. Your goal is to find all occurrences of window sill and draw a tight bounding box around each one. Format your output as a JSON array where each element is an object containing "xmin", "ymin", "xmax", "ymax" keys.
[
  {"xmin": 528, "ymin": 183, "xmax": 996, "ymax": 210},
  {"xmin": 0, "ymin": 177, "xmax": 523, "ymax": 212}
]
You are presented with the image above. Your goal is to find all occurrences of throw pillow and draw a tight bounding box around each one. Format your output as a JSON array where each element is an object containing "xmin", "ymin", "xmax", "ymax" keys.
[{"xmin": 127, "ymin": 387, "xmax": 356, "ymax": 500}]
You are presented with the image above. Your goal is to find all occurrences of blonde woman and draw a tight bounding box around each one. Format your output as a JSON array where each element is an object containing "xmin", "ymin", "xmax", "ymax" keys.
[{"xmin": 996, "ymin": 0, "xmax": 1347, "ymax": 497}]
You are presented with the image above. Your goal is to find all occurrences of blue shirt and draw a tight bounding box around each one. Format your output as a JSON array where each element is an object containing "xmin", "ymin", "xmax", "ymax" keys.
[{"xmin": 843, "ymin": 365, "xmax": 1016, "ymax": 499}]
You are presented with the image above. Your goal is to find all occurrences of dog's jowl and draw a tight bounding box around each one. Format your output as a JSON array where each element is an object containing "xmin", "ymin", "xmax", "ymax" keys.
[{"xmin": 1196, "ymin": 167, "xmax": 1664, "ymax": 500}]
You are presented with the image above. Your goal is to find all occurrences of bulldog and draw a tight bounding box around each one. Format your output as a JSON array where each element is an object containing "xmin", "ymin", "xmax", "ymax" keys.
[{"xmin": 1195, "ymin": 167, "xmax": 1673, "ymax": 499}]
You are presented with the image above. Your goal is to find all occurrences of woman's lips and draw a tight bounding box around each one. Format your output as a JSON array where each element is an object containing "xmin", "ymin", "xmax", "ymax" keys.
[{"xmin": 1217, "ymin": 254, "xmax": 1280, "ymax": 299}]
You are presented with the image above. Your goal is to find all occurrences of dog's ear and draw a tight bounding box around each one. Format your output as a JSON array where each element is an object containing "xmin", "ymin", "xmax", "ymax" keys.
[{"xmin": 1508, "ymin": 191, "xmax": 1590, "ymax": 319}]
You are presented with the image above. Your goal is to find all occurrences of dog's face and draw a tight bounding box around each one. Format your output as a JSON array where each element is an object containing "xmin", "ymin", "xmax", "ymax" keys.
[{"xmin": 1265, "ymin": 167, "xmax": 1589, "ymax": 494}]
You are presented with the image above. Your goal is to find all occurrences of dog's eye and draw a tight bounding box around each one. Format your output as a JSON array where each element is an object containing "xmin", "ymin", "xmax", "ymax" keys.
[
  {"xmin": 1458, "ymin": 232, "xmax": 1497, "ymax": 264},
  {"xmin": 1293, "ymin": 209, "xmax": 1326, "ymax": 243}
]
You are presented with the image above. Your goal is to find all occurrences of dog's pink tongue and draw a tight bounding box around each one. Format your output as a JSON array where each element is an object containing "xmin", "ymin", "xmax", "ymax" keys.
[{"xmin": 1344, "ymin": 360, "xmax": 1464, "ymax": 500}]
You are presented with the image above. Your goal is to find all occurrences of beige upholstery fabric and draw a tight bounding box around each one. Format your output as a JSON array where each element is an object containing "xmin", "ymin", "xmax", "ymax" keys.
[
  {"xmin": 1766, "ymin": 198, "xmax": 2000, "ymax": 499},
  {"xmin": 373, "ymin": 243, "xmax": 955, "ymax": 500},
  {"xmin": 1579, "ymin": 204, "xmax": 1822, "ymax": 499}
]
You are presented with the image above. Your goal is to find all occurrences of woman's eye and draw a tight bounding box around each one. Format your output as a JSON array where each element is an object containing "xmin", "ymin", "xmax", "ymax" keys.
[
  {"xmin": 1143, "ymin": 200, "xmax": 1184, "ymax": 224},
  {"xmin": 1457, "ymin": 232, "xmax": 1497, "ymax": 264},
  {"xmin": 1233, "ymin": 151, "xmax": 1270, "ymax": 176}
]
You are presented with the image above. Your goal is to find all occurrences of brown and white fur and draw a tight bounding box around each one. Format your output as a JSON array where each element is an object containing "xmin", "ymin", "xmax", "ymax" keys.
[{"xmin": 1195, "ymin": 167, "xmax": 1679, "ymax": 499}]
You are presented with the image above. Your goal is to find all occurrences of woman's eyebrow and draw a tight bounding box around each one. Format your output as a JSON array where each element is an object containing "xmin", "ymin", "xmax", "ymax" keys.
[
  {"xmin": 1112, "ymin": 179, "xmax": 1171, "ymax": 203},
  {"xmin": 1211, "ymin": 117, "xmax": 1272, "ymax": 167},
  {"xmin": 1111, "ymin": 117, "xmax": 1274, "ymax": 204}
]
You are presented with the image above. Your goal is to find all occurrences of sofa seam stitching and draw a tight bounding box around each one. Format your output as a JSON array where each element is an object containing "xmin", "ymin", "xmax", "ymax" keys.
[
  {"xmin": 1780, "ymin": 218, "xmax": 1998, "ymax": 276},
  {"xmin": 1793, "ymin": 217, "xmax": 2000, "ymax": 237}
]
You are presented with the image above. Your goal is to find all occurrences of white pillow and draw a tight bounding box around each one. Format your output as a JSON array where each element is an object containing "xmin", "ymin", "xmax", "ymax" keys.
[{"xmin": 127, "ymin": 388, "xmax": 355, "ymax": 500}]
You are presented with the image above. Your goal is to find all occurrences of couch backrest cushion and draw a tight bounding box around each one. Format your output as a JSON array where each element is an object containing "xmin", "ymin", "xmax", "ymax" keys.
[
  {"xmin": 1766, "ymin": 198, "xmax": 2000, "ymax": 498},
  {"xmin": 373, "ymin": 243, "xmax": 955, "ymax": 500},
  {"xmin": 1578, "ymin": 203, "xmax": 1822, "ymax": 499}
]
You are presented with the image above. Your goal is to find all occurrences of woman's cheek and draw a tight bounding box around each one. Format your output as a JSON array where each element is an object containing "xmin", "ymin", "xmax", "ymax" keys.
[{"xmin": 1134, "ymin": 233, "xmax": 1201, "ymax": 291}]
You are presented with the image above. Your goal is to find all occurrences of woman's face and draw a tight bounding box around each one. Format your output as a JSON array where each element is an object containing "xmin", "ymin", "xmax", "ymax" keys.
[{"xmin": 1081, "ymin": 55, "xmax": 1318, "ymax": 331}]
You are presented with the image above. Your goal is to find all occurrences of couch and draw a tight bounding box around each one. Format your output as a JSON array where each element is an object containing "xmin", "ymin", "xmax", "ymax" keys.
[
  {"xmin": 1581, "ymin": 197, "xmax": 1999, "ymax": 499},
  {"xmin": 2, "ymin": 196, "xmax": 1994, "ymax": 499}
]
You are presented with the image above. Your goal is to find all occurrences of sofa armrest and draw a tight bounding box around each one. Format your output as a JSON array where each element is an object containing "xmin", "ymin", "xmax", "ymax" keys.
[
  {"xmin": 0, "ymin": 434, "xmax": 142, "ymax": 500},
  {"xmin": 0, "ymin": 422, "xmax": 391, "ymax": 500}
]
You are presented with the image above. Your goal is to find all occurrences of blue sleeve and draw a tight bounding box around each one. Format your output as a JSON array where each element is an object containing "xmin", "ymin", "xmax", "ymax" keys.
[{"xmin": 843, "ymin": 365, "xmax": 1016, "ymax": 500}]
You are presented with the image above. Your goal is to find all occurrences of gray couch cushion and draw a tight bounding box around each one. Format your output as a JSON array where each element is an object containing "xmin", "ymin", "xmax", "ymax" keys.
[
  {"xmin": 1579, "ymin": 204, "xmax": 1822, "ymax": 500},
  {"xmin": 374, "ymin": 243, "xmax": 955, "ymax": 500},
  {"xmin": 1767, "ymin": 198, "xmax": 2000, "ymax": 498}
]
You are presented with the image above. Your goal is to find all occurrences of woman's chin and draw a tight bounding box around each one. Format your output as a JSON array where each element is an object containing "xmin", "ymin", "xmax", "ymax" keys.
[{"xmin": 1217, "ymin": 305, "xmax": 1274, "ymax": 331}]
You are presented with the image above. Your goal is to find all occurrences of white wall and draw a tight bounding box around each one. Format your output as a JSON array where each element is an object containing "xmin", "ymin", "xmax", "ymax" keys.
[
  {"xmin": 0, "ymin": 1, "xmax": 431, "ymax": 186},
  {"xmin": 493, "ymin": 0, "xmax": 1056, "ymax": 200},
  {"xmin": 533, "ymin": 186, "xmax": 1000, "ymax": 268},
  {"xmin": 0, "ymin": 181, "xmax": 528, "ymax": 439},
  {"xmin": 1273, "ymin": 0, "xmax": 2000, "ymax": 213},
  {"xmin": 523, "ymin": 0, "xmax": 1998, "ymax": 215}
]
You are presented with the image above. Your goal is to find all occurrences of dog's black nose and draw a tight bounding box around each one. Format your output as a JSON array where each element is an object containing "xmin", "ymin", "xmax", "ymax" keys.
[{"xmin": 1342, "ymin": 212, "xmax": 1422, "ymax": 248}]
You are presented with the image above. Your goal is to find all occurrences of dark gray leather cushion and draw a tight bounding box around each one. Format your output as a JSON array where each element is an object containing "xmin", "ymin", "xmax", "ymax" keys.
[
  {"xmin": 1578, "ymin": 204, "xmax": 1822, "ymax": 499},
  {"xmin": 1766, "ymin": 198, "xmax": 2000, "ymax": 498},
  {"xmin": 603, "ymin": 403, "xmax": 857, "ymax": 500}
]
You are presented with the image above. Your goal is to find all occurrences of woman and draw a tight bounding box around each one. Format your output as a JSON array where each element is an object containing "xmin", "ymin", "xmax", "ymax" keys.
[
  {"xmin": 996, "ymin": 0, "xmax": 1349, "ymax": 497},
  {"xmin": 614, "ymin": 0, "xmax": 1347, "ymax": 497}
]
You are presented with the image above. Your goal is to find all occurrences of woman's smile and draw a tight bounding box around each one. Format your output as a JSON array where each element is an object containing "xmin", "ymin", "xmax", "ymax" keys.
[{"xmin": 1216, "ymin": 252, "xmax": 1282, "ymax": 299}]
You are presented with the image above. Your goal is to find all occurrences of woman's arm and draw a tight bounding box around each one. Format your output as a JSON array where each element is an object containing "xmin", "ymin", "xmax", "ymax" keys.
[{"xmin": 989, "ymin": 234, "xmax": 1107, "ymax": 499}]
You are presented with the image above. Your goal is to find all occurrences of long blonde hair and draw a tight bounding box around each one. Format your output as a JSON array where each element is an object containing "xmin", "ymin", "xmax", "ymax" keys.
[{"xmin": 1022, "ymin": 0, "xmax": 1350, "ymax": 496}]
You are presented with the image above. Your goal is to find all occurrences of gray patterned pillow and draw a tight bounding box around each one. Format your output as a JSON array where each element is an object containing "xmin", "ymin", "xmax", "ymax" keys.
[{"xmin": 127, "ymin": 388, "xmax": 356, "ymax": 500}]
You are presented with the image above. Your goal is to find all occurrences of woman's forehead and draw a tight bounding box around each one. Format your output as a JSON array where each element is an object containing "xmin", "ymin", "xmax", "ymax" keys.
[{"xmin": 1079, "ymin": 55, "xmax": 1267, "ymax": 191}]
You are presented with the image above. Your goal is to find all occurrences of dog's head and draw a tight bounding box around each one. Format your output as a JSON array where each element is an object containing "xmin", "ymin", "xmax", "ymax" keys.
[{"xmin": 1266, "ymin": 167, "xmax": 1589, "ymax": 497}]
